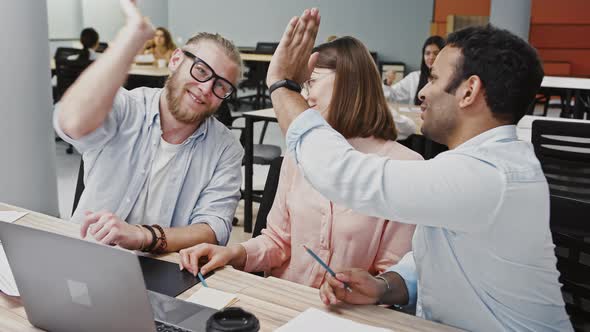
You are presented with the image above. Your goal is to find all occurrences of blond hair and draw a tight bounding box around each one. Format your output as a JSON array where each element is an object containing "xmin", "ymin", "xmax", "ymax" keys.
[{"xmin": 186, "ymin": 32, "xmax": 243, "ymax": 81}]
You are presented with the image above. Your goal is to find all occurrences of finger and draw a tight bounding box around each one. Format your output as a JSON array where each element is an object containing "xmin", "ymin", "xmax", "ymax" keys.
[
  {"xmin": 335, "ymin": 272, "xmax": 351, "ymax": 283},
  {"xmin": 200, "ymin": 255, "xmax": 225, "ymax": 275},
  {"xmin": 90, "ymin": 214, "xmax": 112, "ymax": 238},
  {"xmin": 119, "ymin": 0, "xmax": 141, "ymax": 19},
  {"xmin": 280, "ymin": 16, "xmax": 299, "ymax": 47},
  {"xmin": 93, "ymin": 217, "xmax": 116, "ymax": 242},
  {"xmin": 179, "ymin": 250, "xmax": 189, "ymax": 271},
  {"xmin": 189, "ymin": 251, "xmax": 201, "ymax": 276},
  {"xmin": 322, "ymin": 282, "xmax": 338, "ymax": 304},
  {"xmin": 183, "ymin": 251, "xmax": 195, "ymax": 275},
  {"xmin": 301, "ymin": 8, "xmax": 320, "ymax": 48},
  {"xmin": 319, "ymin": 284, "xmax": 330, "ymax": 305},
  {"xmin": 326, "ymin": 274, "xmax": 346, "ymax": 289},
  {"xmin": 291, "ymin": 9, "xmax": 310, "ymax": 47},
  {"xmin": 80, "ymin": 212, "xmax": 102, "ymax": 238},
  {"xmin": 100, "ymin": 228, "xmax": 118, "ymax": 246}
]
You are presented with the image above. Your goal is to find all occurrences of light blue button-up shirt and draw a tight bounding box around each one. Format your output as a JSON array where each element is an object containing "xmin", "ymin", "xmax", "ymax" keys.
[
  {"xmin": 53, "ymin": 88, "xmax": 243, "ymax": 245},
  {"xmin": 286, "ymin": 109, "xmax": 572, "ymax": 331}
]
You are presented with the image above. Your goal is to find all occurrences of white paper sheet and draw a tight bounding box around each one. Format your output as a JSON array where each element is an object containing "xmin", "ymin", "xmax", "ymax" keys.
[
  {"xmin": 276, "ymin": 308, "xmax": 393, "ymax": 332},
  {"xmin": 185, "ymin": 287, "xmax": 238, "ymax": 310},
  {"xmin": 0, "ymin": 211, "xmax": 28, "ymax": 223},
  {"xmin": 0, "ymin": 245, "xmax": 18, "ymax": 296}
]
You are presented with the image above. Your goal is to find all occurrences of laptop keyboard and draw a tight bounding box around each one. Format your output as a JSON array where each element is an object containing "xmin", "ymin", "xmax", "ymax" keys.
[{"xmin": 155, "ymin": 320, "xmax": 192, "ymax": 332}]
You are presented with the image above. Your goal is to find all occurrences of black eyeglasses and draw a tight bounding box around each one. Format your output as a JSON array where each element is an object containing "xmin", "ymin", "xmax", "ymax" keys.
[{"xmin": 182, "ymin": 50, "xmax": 236, "ymax": 100}]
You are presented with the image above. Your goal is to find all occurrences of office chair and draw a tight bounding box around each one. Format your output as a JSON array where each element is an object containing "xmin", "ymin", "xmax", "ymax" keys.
[
  {"xmin": 549, "ymin": 195, "xmax": 590, "ymax": 331},
  {"xmin": 237, "ymin": 42, "xmax": 279, "ymax": 109},
  {"xmin": 252, "ymin": 156, "xmax": 283, "ymax": 238},
  {"xmin": 54, "ymin": 47, "xmax": 93, "ymax": 154},
  {"xmin": 214, "ymin": 101, "xmax": 281, "ymax": 226},
  {"xmin": 532, "ymin": 120, "xmax": 590, "ymax": 202}
]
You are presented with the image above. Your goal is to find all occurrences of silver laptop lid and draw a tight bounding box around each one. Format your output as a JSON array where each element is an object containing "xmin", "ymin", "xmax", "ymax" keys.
[{"xmin": 0, "ymin": 221, "xmax": 156, "ymax": 332}]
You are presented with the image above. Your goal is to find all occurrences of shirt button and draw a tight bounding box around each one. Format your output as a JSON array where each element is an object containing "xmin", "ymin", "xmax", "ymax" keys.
[{"xmin": 126, "ymin": 197, "xmax": 131, "ymax": 203}]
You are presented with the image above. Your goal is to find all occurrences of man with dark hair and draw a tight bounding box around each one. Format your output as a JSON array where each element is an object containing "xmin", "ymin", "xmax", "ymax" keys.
[{"xmin": 264, "ymin": 10, "xmax": 572, "ymax": 331}]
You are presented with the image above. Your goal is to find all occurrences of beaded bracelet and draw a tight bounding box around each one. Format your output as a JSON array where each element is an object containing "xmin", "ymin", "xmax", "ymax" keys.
[
  {"xmin": 141, "ymin": 225, "xmax": 158, "ymax": 252},
  {"xmin": 151, "ymin": 224, "xmax": 167, "ymax": 254}
]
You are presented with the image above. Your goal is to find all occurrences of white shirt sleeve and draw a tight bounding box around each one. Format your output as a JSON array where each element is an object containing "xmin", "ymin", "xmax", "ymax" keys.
[
  {"xmin": 287, "ymin": 110, "xmax": 504, "ymax": 233},
  {"xmin": 383, "ymin": 71, "xmax": 420, "ymax": 103}
]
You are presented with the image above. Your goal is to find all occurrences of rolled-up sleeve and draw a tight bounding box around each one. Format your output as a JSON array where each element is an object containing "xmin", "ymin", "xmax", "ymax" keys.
[
  {"xmin": 189, "ymin": 141, "xmax": 244, "ymax": 246},
  {"xmin": 53, "ymin": 89, "xmax": 127, "ymax": 154},
  {"xmin": 387, "ymin": 251, "xmax": 417, "ymax": 308}
]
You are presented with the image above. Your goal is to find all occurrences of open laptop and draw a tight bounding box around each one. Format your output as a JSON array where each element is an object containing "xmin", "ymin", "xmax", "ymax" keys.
[{"xmin": 0, "ymin": 221, "xmax": 217, "ymax": 332}]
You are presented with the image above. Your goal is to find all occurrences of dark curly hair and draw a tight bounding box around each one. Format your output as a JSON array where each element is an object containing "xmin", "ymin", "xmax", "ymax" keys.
[{"xmin": 444, "ymin": 24, "xmax": 543, "ymax": 124}]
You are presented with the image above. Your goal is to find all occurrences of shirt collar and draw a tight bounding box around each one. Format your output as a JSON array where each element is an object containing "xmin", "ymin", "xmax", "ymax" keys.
[{"xmin": 454, "ymin": 125, "xmax": 518, "ymax": 151}]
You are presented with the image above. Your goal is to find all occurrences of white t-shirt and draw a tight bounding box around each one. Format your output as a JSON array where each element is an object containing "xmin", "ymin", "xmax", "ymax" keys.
[{"xmin": 127, "ymin": 137, "xmax": 182, "ymax": 226}]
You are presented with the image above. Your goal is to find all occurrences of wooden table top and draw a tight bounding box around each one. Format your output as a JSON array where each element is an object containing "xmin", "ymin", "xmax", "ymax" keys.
[{"xmin": 0, "ymin": 203, "xmax": 459, "ymax": 331}]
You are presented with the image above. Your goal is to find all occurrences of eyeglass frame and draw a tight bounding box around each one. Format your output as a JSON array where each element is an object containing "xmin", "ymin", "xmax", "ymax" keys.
[
  {"xmin": 182, "ymin": 50, "xmax": 236, "ymax": 100},
  {"xmin": 302, "ymin": 71, "xmax": 335, "ymax": 96}
]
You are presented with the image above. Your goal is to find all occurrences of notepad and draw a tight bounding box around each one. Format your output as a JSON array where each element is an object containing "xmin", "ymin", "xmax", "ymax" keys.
[
  {"xmin": 0, "ymin": 245, "xmax": 18, "ymax": 296},
  {"xmin": 0, "ymin": 211, "xmax": 28, "ymax": 223},
  {"xmin": 276, "ymin": 308, "xmax": 392, "ymax": 332},
  {"xmin": 0, "ymin": 210, "xmax": 26, "ymax": 296},
  {"xmin": 185, "ymin": 287, "xmax": 239, "ymax": 310}
]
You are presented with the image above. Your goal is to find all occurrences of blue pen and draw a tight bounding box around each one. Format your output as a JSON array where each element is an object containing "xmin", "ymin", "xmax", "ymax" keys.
[
  {"xmin": 302, "ymin": 244, "xmax": 352, "ymax": 292},
  {"xmin": 197, "ymin": 272, "xmax": 208, "ymax": 288}
]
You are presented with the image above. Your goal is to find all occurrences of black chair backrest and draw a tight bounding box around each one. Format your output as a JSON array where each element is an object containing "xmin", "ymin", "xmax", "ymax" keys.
[
  {"xmin": 253, "ymin": 156, "xmax": 283, "ymax": 238},
  {"xmin": 532, "ymin": 119, "xmax": 590, "ymax": 202},
  {"xmin": 72, "ymin": 158, "xmax": 85, "ymax": 216},
  {"xmin": 549, "ymin": 195, "xmax": 590, "ymax": 330},
  {"xmin": 96, "ymin": 42, "xmax": 108, "ymax": 53},
  {"xmin": 54, "ymin": 47, "xmax": 82, "ymax": 62},
  {"xmin": 255, "ymin": 42, "xmax": 279, "ymax": 55},
  {"xmin": 54, "ymin": 47, "xmax": 93, "ymax": 102}
]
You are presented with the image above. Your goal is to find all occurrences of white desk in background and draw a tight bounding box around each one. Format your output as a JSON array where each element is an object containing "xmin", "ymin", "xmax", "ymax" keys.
[{"xmin": 540, "ymin": 76, "xmax": 590, "ymax": 119}]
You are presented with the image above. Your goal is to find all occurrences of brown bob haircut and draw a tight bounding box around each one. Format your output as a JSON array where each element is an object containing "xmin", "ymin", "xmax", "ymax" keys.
[{"xmin": 314, "ymin": 36, "xmax": 397, "ymax": 141}]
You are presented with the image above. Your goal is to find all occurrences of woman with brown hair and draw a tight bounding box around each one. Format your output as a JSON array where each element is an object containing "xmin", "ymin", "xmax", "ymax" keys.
[
  {"xmin": 143, "ymin": 27, "xmax": 177, "ymax": 63},
  {"xmin": 178, "ymin": 37, "xmax": 421, "ymax": 288}
]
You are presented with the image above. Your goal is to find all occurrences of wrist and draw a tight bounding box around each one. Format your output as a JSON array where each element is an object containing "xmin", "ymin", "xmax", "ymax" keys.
[
  {"xmin": 134, "ymin": 225, "xmax": 148, "ymax": 250},
  {"xmin": 228, "ymin": 244, "xmax": 247, "ymax": 270},
  {"xmin": 374, "ymin": 276, "xmax": 390, "ymax": 304}
]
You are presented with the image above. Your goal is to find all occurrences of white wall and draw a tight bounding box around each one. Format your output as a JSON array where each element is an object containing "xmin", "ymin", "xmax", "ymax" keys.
[
  {"xmin": 47, "ymin": 0, "xmax": 83, "ymax": 39},
  {"xmin": 47, "ymin": 0, "xmax": 433, "ymax": 70},
  {"xmin": 47, "ymin": 0, "xmax": 168, "ymax": 42},
  {"xmin": 169, "ymin": 0, "xmax": 434, "ymax": 71},
  {"xmin": 80, "ymin": 0, "xmax": 125, "ymax": 42},
  {"xmin": 0, "ymin": 0, "xmax": 59, "ymax": 216}
]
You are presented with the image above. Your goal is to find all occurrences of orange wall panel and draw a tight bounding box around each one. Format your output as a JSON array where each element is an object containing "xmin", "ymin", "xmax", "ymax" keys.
[
  {"xmin": 530, "ymin": 25, "xmax": 590, "ymax": 49},
  {"xmin": 531, "ymin": 0, "xmax": 590, "ymax": 25},
  {"xmin": 433, "ymin": 0, "xmax": 490, "ymax": 23},
  {"xmin": 537, "ymin": 49, "xmax": 590, "ymax": 77},
  {"xmin": 435, "ymin": 23, "xmax": 447, "ymax": 36},
  {"xmin": 543, "ymin": 62, "xmax": 571, "ymax": 76}
]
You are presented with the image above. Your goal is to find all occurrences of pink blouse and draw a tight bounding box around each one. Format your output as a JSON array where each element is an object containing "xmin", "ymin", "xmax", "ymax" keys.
[{"xmin": 241, "ymin": 137, "xmax": 422, "ymax": 288}]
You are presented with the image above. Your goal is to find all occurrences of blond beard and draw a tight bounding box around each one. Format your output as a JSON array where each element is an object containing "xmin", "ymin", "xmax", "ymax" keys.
[{"xmin": 165, "ymin": 71, "xmax": 218, "ymax": 124}]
